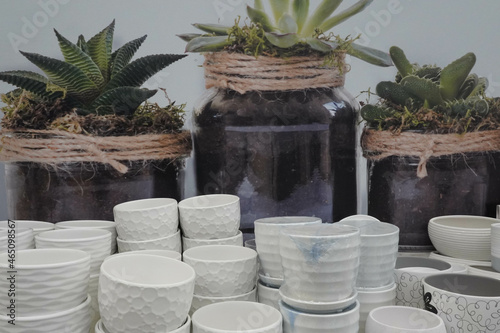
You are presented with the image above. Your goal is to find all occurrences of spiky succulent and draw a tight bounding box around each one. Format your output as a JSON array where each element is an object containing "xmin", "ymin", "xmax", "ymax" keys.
[
  {"xmin": 0, "ymin": 21, "xmax": 186, "ymax": 116},
  {"xmin": 178, "ymin": 0, "xmax": 392, "ymax": 67}
]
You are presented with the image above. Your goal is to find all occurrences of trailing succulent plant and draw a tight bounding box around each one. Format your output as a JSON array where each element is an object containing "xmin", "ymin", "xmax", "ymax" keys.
[
  {"xmin": 178, "ymin": 0, "xmax": 392, "ymax": 67},
  {"xmin": 360, "ymin": 46, "xmax": 496, "ymax": 132},
  {"xmin": 0, "ymin": 20, "xmax": 186, "ymax": 117}
]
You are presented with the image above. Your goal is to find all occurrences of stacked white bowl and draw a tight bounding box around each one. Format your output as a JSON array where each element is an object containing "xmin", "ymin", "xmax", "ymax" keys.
[
  {"xmin": 113, "ymin": 198, "xmax": 181, "ymax": 253},
  {"xmin": 0, "ymin": 220, "xmax": 54, "ymax": 236},
  {"xmin": 179, "ymin": 194, "xmax": 242, "ymax": 250},
  {"xmin": 0, "ymin": 248, "xmax": 92, "ymax": 332},
  {"xmin": 0, "ymin": 227, "xmax": 34, "ymax": 251},
  {"xmin": 183, "ymin": 245, "xmax": 258, "ymax": 315},
  {"xmin": 55, "ymin": 220, "xmax": 117, "ymax": 254},
  {"xmin": 492, "ymin": 223, "xmax": 500, "ymax": 272}
]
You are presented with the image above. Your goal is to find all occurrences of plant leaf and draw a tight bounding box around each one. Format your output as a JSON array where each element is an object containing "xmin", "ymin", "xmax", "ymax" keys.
[
  {"xmin": 193, "ymin": 23, "xmax": 231, "ymax": 35},
  {"xmin": 0, "ymin": 70, "xmax": 63, "ymax": 100},
  {"xmin": 247, "ymin": 5, "xmax": 275, "ymax": 32},
  {"xmin": 467, "ymin": 77, "xmax": 488, "ymax": 99},
  {"xmin": 104, "ymin": 54, "xmax": 187, "ymax": 91},
  {"xmin": 76, "ymin": 35, "xmax": 89, "ymax": 54},
  {"xmin": 270, "ymin": 0, "xmax": 290, "ymax": 24},
  {"xmin": 91, "ymin": 87, "xmax": 157, "ymax": 116},
  {"xmin": 177, "ymin": 33, "xmax": 203, "ymax": 42},
  {"xmin": 439, "ymin": 52, "xmax": 476, "ymax": 101},
  {"xmin": 265, "ymin": 32, "xmax": 299, "ymax": 48},
  {"xmin": 302, "ymin": 0, "xmax": 343, "ymax": 36},
  {"xmin": 347, "ymin": 43, "xmax": 393, "ymax": 67},
  {"xmin": 86, "ymin": 20, "xmax": 115, "ymax": 81},
  {"xmin": 401, "ymin": 75, "xmax": 444, "ymax": 107},
  {"xmin": 185, "ymin": 36, "xmax": 234, "ymax": 52},
  {"xmin": 376, "ymin": 81, "xmax": 418, "ymax": 106},
  {"xmin": 292, "ymin": 0, "xmax": 309, "ymax": 32},
  {"xmin": 20, "ymin": 51, "xmax": 100, "ymax": 104},
  {"xmin": 110, "ymin": 35, "xmax": 147, "ymax": 78},
  {"xmin": 320, "ymin": 0, "xmax": 374, "ymax": 32},
  {"xmin": 54, "ymin": 29, "xmax": 105, "ymax": 89},
  {"xmin": 306, "ymin": 38, "xmax": 338, "ymax": 53},
  {"xmin": 389, "ymin": 46, "xmax": 414, "ymax": 79},
  {"xmin": 278, "ymin": 14, "xmax": 298, "ymax": 34}
]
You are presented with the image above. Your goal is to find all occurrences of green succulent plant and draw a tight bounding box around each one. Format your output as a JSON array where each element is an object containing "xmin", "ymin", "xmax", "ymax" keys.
[
  {"xmin": 0, "ymin": 20, "xmax": 186, "ymax": 116},
  {"xmin": 178, "ymin": 0, "xmax": 392, "ymax": 67},
  {"xmin": 361, "ymin": 46, "xmax": 490, "ymax": 128}
]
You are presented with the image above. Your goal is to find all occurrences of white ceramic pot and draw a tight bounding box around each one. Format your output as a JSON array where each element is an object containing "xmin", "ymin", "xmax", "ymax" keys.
[
  {"xmin": 182, "ymin": 231, "xmax": 243, "ymax": 250},
  {"xmin": 0, "ymin": 294, "xmax": 92, "ymax": 333},
  {"xmin": 0, "ymin": 220, "xmax": 54, "ymax": 236},
  {"xmin": 107, "ymin": 249, "xmax": 182, "ymax": 261},
  {"xmin": 0, "ymin": 248, "xmax": 90, "ymax": 316},
  {"xmin": 422, "ymin": 273, "xmax": 500, "ymax": 332},
  {"xmin": 35, "ymin": 229, "xmax": 111, "ymax": 275},
  {"xmin": 190, "ymin": 287, "xmax": 257, "ymax": 315},
  {"xmin": 365, "ymin": 306, "xmax": 446, "ymax": 333},
  {"xmin": 98, "ymin": 254, "xmax": 195, "ymax": 333},
  {"xmin": 96, "ymin": 316, "xmax": 191, "ymax": 333},
  {"xmin": 280, "ymin": 300, "xmax": 359, "ymax": 333},
  {"xmin": 0, "ymin": 227, "xmax": 34, "ymax": 251},
  {"xmin": 254, "ymin": 216, "xmax": 322, "ymax": 282},
  {"xmin": 113, "ymin": 198, "xmax": 179, "ymax": 241},
  {"xmin": 192, "ymin": 301, "xmax": 282, "ymax": 333},
  {"xmin": 492, "ymin": 223, "xmax": 500, "ymax": 272},
  {"xmin": 279, "ymin": 224, "xmax": 360, "ymax": 312},
  {"xmin": 55, "ymin": 220, "xmax": 117, "ymax": 254},
  {"xmin": 257, "ymin": 280, "xmax": 281, "ymax": 310},
  {"xmin": 357, "ymin": 283, "xmax": 396, "ymax": 333},
  {"xmin": 89, "ymin": 274, "xmax": 100, "ymax": 333},
  {"xmin": 337, "ymin": 218, "xmax": 399, "ymax": 288},
  {"xmin": 178, "ymin": 194, "xmax": 240, "ymax": 239},
  {"xmin": 183, "ymin": 245, "xmax": 258, "ymax": 297},
  {"xmin": 116, "ymin": 229, "xmax": 181, "ymax": 253}
]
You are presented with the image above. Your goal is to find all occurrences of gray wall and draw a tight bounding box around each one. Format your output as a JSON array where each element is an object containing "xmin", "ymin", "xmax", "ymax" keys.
[{"xmin": 0, "ymin": 0, "xmax": 499, "ymax": 219}]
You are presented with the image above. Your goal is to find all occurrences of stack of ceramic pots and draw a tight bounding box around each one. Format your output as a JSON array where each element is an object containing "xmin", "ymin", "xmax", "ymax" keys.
[
  {"xmin": 179, "ymin": 194, "xmax": 242, "ymax": 251},
  {"xmin": 0, "ymin": 227, "xmax": 34, "ymax": 252},
  {"xmin": 0, "ymin": 220, "xmax": 54, "ymax": 236},
  {"xmin": 337, "ymin": 215, "xmax": 400, "ymax": 333},
  {"xmin": 113, "ymin": 198, "xmax": 181, "ymax": 253},
  {"xmin": 183, "ymin": 245, "xmax": 258, "ymax": 314},
  {"xmin": 0, "ymin": 248, "xmax": 92, "ymax": 332}
]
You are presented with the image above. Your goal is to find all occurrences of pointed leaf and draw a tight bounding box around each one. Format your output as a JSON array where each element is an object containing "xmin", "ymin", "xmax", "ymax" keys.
[
  {"xmin": 193, "ymin": 23, "xmax": 231, "ymax": 35},
  {"xmin": 177, "ymin": 33, "xmax": 202, "ymax": 42},
  {"xmin": 278, "ymin": 14, "xmax": 298, "ymax": 33},
  {"xmin": 265, "ymin": 32, "xmax": 299, "ymax": 48},
  {"xmin": 293, "ymin": 0, "xmax": 309, "ymax": 32},
  {"xmin": 247, "ymin": 6, "xmax": 275, "ymax": 32},
  {"xmin": 302, "ymin": 0, "xmax": 343, "ymax": 36},
  {"xmin": 401, "ymin": 75, "xmax": 444, "ymax": 108},
  {"xmin": 467, "ymin": 77, "xmax": 488, "ymax": 99},
  {"xmin": 270, "ymin": 0, "xmax": 290, "ymax": 24},
  {"xmin": 347, "ymin": 43, "xmax": 393, "ymax": 67},
  {"xmin": 389, "ymin": 46, "xmax": 414, "ymax": 78},
  {"xmin": 254, "ymin": 0, "xmax": 264, "ymax": 11},
  {"xmin": 104, "ymin": 54, "xmax": 187, "ymax": 91},
  {"xmin": 320, "ymin": 0, "xmax": 374, "ymax": 32},
  {"xmin": 306, "ymin": 38, "xmax": 338, "ymax": 53},
  {"xmin": 0, "ymin": 70, "xmax": 63, "ymax": 100},
  {"xmin": 91, "ymin": 87, "xmax": 157, "ymax": 116},
  {"xmin": 110, "ymin": 35, "xmax": 147, "ymax": 78},
  {"xmin": 54, "ymin": 29, "xmax": 104, "ymax": 88},
  {"xmin": 439, "ymin": 52, "xmax": 476, "ymax": 101},
  {"xmin": 20, "ymin": 51, "xmax": 100, "ymax": 104},
  {"xmin": 77, "ymin": 35, "xmax": 89, "ymax": 54},
  {"xmin": 185, "ymin": 36, "xmax": 234, "ymax": 52},
  {"xmin": 86, "ymin": 20, "xmax": 115, "ymax": 81}
]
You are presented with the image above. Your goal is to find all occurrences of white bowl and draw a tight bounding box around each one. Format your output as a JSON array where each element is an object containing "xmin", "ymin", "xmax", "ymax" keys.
[
  {"xmin": 179, "ymin": 194, "xmax": 240, "ymax": 239},
  {"xmin": 0, "ymin": 220, "xmax": 54, "ymax": 235},
  {"xmin": 257, "ymin": 280, "xmax": 281, "ymax": 310},
  {"xmin": 365, "ymin": 306, "xmax": 446, "ymax": 333},
  {"xmin": 190, "ymin": 287, "xmax": 257, "ymax": 315},
  {"xmin": 0, "ymin": 227, "xmax": 34, "ymax": 251},
  {"xmin": 423, "ymin": 273, "xmax": 500, "ymax": 332},
  {"xmin": 96, "ymin": 316, "xmax": 191, "ymax": 333},
  {"xmin": 182, "ymin": 231, "xmax": 243, "ymax": 250},
  {"xmin": 254, "ymin": 216, "xmax": 322, "ymax": 280},
  {"xmin": 429, "ymin": 251, "xmax": 491, "ymax": 267},
  {"xmin": 116, "ymin": 229, "xmax": 181, "ymax": 253},
  {"xmin": 89, "ymin": 274, "xmax": 100, "ymax": 332},
  {"xmin": 279, "ymin": 224, "xmax": 360, "ymax": 311},
  {"xmin": 113, "ymin": 198, "xmax": 179, "ymax": 241},
  {"xmin": 467, "ymin": 265, "xmax": 500, "ymax": 279},
  {"xmin": 394, "ymin": 257, "xmax": 452, "ymax": 308},
  {"xmin": 357, "ymin": 283, "xmax": 396, "ymax": 333},
  {"xmin": 192, "ymin": 301, "xmax": 282, "ymax": 333},
  {"xmin": 183, "ymin": 245, "xmax": 258, "ymax": 297},
  {"xmin": 56, "ymin": 220, "xmax": 117, "ymax": 254},
  {"xmin": 280, "ymin": 300, "xmax": 359, "ymax": 333},
  {"xmin": 0, "ymin": 294, "xmax": 92, "ymax": 333},
  {"xmin": 337, "ymin": 219, "xmax": 399, "ymax": 288},
  {"xmin": 35, "ymin": 229, "xmax": 111, "ymax": 275},
  {"xmin": 429, "ymin": 215, "xmax": 497, "ymax": 261},
  {"xmin": 108, "ymin": 249, "xmax": 182, "ymax": 261},
  {"xmin": 0, "ymin": 248, "xmax": 90, "ymax": 316},
  {"xmin": 99, "ymin": 254, "xmax": 195, "ymax": 333}
]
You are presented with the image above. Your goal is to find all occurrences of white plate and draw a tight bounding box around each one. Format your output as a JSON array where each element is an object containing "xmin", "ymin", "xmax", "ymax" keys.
[{"xmin": 279, "ymin": 288, "xmax": 358, "ymax": 314}]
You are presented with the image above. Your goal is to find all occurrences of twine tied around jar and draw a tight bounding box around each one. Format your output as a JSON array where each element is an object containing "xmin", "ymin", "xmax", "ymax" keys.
[
  {"xmin": 361, "ymin": 129, "xmax": 500, "ymax": 178},
  {"xmin": 203, "ymin": 52, "xmax": 350, "ymax": 94},
  {"xmin": 0, "ymin": 129, "xmax": 192, "ymax": 174}
]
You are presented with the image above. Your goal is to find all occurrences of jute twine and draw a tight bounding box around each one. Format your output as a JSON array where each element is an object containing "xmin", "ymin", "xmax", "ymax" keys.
[
  {"xmin": 362, "ymin": 129, "xmax": 500, "ymax": 178},
  {"xmin": 0, "ymin": 130, "xmax": 192, "ymax": 174},
  {"xmin": 204, "ymin": 52, "xmax": 349, "ymax": 94}
]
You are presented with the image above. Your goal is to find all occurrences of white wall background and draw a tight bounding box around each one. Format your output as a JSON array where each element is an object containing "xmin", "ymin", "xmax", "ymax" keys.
[{"xmin": 0, "ymin": 0, "xmax": 499, "ymax": 219}]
